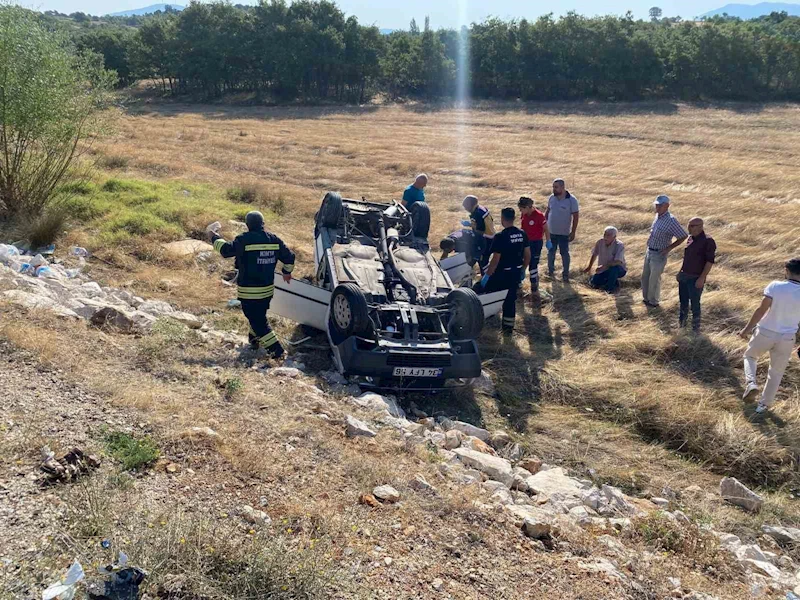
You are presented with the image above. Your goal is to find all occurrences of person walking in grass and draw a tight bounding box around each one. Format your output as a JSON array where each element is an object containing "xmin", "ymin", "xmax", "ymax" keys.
[
  {"xmin": 209, "ymin": 211, "xmax": 295, "ymax": 359},
  {"xmin": 641, "ymin": 195, "xmax": 688, "ymax": 307},
  {"xmin": 676, "ymin": 217, "xmax": 716, "ymax": 332},
  {"xmin": 544, "ymin": 178, "xmax": 579, "ymax": 282},
  {"xmin": 740, "ymin": 258, "xmax": 800, "ymax": 415},
  {"xmin": 583, "ymin": 226, "xmax": 627, "ymax": 293},
  {"xmin": 518, "ymin": 196, "xmax": 549, "ymax": 296},
  {"xmin": 401, "ymin": 174, "xmax": 428, "ymax": 209}
]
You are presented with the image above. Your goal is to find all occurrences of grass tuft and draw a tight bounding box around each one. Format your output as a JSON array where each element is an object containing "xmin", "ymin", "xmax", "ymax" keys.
[{"xmin": 104, "ymin": 431, "xmax": 161, "ymax": 471}]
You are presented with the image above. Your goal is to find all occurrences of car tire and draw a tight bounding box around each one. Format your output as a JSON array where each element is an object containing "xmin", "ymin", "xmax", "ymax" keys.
[
  {"xmin": 319, "ymin": 192, "xmax": 343, "ymax": 228},
  {"xmin": 410, "ymin": 201, "xmax": 431, "ymax": 239},
  {"xmin": 446, "ymin": 288, "xmax": 484, "ymax": 340},
  {"xmin": 330, "ymin": 283, "xmax": 370, "ymax": 338}
]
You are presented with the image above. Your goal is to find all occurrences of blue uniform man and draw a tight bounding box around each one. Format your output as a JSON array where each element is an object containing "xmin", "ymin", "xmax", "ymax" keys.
[
  {"xmin": 209, "ymin": 211, "xmax": 295, "ymax": 358},
  {"xmin": 483, "ymin": 207, "xmax": 531, "ymax": 334},
  {"xmin": 402, "ymin": 174, "xmax": 428, "ymax": 208}
]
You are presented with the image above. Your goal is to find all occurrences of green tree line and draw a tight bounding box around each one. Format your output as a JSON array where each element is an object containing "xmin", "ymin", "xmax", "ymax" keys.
[{"xmin": 43, "ymin": 1, "xmax": 800, "ymax": 102}]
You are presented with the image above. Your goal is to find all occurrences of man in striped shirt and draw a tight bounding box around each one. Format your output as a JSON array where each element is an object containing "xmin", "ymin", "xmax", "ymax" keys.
[{"xmin": 641, "ymin": 195, "xmax": 687, "ymax": 307}]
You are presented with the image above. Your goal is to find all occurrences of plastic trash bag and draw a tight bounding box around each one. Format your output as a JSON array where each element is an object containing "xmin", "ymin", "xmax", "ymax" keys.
[
  {"xmin": 30, "ymin": 254, "xmax": 48, "ymax": 267},
  {"xmin": 0, "ymin": 244, "xmax": 20, "ymax": 264},
  {"xmin": 43, "ymin": 560, "xmax": 84, "ymax": 600},
  {"xmin": 70, "ymin": 247, "xmax": 90, "ymax": 258},
  {"xmin": 206, "ymin": 221, "xmax": 222, "ymax": 234},
  {"xmin": 92, "ymin": 552, "xmax": 147, "ymax": 600}
]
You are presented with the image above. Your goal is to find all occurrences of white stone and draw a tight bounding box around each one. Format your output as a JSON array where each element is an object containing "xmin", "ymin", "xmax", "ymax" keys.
[
  {"xmin": 472, "ymin": 371, "xmax": 495, "ymax": 395},
  {"xmin": 525, "ymin": 468, "xmax": 586, "ymax": 502},
  {"xmin": 488, "ymin": 431, "xmax": 512, "ymax": 449},
  {"xmin": 270, "ymin": 367, "xmax": 303, "ymax": 378},
  {"xmin": 601, "ymin": 485, "xmax": 638, "ymax": 516},
  {"xmin": 762, "ymin": 525, "xmax": 800, "ymax": 545},
  {"xmin": 452, "ymin": 448, "xmax": 513, "ymax": 487},
  {"xmin": 720, "ymin": 477, "xmax": 763, "ymax": 513},
  {"xmin": 424, "ymin": 431, "xmax": 447, "ymax": 448},
  {"xmin": 409, "ymin": 474, "xmax": 436, "ymax": 493},
  {"xmin": 78, "ymin": 281, "xmax": 105, "ymax": 298},
  {"xmin": 511, "ymin": 467, "xmax": 532, "ymax": 492},
  {"xmin": 450, "ymin": 421, "xmax": 490, "ymax": 441},
  {"xmin": 444, "ymin": 430, "xmax": 462, "ymax": 450},
  {"xmin": 240, "ymin": 505, "xmax": 271, "ymax": 526},
  {"xmin": 568, "ymin": 505, "xmax": 593, "ymax": 526},
  {"xmin": 2, "ymin": 290, "xmax": 78, "ymax": 318},
  {"xmin": 735, "ymin": 544, "xmax": 769, "ymax": 563},
  {"xmin": 345, "ymin": 416, "xmax": 376, "ymax": 438},
  {"xmin": 138, "ymin": 299, "xmax": 175, "ymax": 316},
  {"xmin": 577, "ymin": 558, "xmax": 626, "ymax": 581},
  {"xmin": 666, "ymin": 577, "xmax": 681, "ymax": 591},
  {"xmin": 353, "ymin": 393, "xmax": 406, "ymax": 419},
  {"xmin": 522, "ymin": 515, "xmax": 553, "ymax": 539},
  {"xmin": 162, "ymin": 239, "xmax": 214, "ymax": 257},
  {"xmin": 651, "ymin": 497, "xmax": 670, "ymax": 508},
  {"xmin": 742, "ymin": 559, "xmax": 784, "ymax": 580},
  {"xmin": 373, "ymin": 485, "xmax": 400, "ymax": 503},
  {"xmin": 597, "ymin": 534, "xmax": 627, "ymax": 556},
  {"xmin": 168, "ymin": 311, "xmax": 203, "ymax": 329}
]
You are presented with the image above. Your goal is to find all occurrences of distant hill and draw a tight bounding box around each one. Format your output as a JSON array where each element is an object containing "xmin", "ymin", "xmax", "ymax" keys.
[
  {"xmin": 700, "ymin": 2, "xmax": 800, "ymax": 18},
  {"xmin": 108, "ymin": 4, "xmax": 184, "ymax": 17}
]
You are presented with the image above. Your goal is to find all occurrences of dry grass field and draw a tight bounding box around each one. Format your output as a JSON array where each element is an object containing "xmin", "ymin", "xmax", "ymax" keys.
[
  {"xmin": 93, "ymin": 100, "xmax": 800, "ymax": 485},
  {"xmin": 4, "ymin": 100, "xmax": 800, "ymax": 599}
]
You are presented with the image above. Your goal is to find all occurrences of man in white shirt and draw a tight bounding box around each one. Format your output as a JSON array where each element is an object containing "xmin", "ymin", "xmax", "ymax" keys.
[{"xmin": 739, "ymin": 258, "xmax": 800, "ymax": 414}]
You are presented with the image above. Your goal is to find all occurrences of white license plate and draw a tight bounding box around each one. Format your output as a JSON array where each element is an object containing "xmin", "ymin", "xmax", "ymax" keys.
[{"xmin": 392, "ymin": 367, "xmax": 443, "ymax": 378}]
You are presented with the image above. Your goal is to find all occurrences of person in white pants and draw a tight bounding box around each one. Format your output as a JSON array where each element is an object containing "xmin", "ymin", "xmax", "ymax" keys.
[{"xmin": 739, "ymin": 257, "xmax": 800, "ymax": 415}]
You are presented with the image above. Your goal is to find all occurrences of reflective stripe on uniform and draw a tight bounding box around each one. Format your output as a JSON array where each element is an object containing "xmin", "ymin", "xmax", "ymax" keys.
[
  {"xmin": 213, "ymin": 239, "xmax": 226, "ymax": 253},
  {"xmin": 244, "ymin": 244, "xmax": 280, "ymax": 252},
  {"xmin": 259, "ymin": 331, "xmax": 279, "ymax": 348},
  {"xmin": 238, "ymin": 285, "xmax": 274, "ymax": 299},
  {"xmin": 282, "ymin": 263, "xmax": 295, "ymax": 273}
]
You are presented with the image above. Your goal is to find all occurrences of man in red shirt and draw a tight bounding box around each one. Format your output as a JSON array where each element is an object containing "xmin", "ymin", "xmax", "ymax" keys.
[{"xmin": 518, "ymin": 196, "xmax": 549, "ymax": 295}]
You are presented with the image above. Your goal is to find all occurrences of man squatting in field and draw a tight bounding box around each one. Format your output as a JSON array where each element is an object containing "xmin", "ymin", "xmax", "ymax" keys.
[
  {"xmin": 740, "ymin": 257, "xmax": 800, "ymax": 415},
  {"xmin": 482, "ymin": 207, "xmax": 531, "ymax": 334},
  {"xmin": 209, "ymin": 211, "xmax": 295, "ymax": 358}
]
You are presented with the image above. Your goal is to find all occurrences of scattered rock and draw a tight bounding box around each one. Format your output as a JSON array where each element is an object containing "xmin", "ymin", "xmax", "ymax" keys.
[
  {"xmin": 3, "ymin": 290, "xmax": 79, "ymax": 318},
  {"xmin": 525, "ymin": 467, "xmax": 585, "ymax": 502},
  {"xmin": 270, "ymin": 367, "xmax": 303, "ymax": 378},
  {"xmin": 443, "ymin": 430, "xmax": 462, "ymax": 450},
  {"xmin": 720, "ymin": 477, "xmax": 763, "ymax": 513},
  {"xmin": 359, "ymin": 493, "xmax": 381, "ymax": 508},
  {"xmin": 138, "ymin": 299, "xmax": 175, "ymax": 316},
  {"xmin": 345, "ymin": 416, "xmax": 376, "ymax": 438},
  {"xmin": 409, "ymin": 474, "xmax": 436, "ymax": 494},
  {"xmin": 522, "ymin": 515, "xmax": 553, "ymax": 539},
  {"xmin": 511, "ymin": 467, "xmax": 532, "ymax": 492},
  {"xmin": 165, "ymin": 462, "xmax": 180, "ymax": 474},
  {"xmin": 518, "ymin": 457, "xmax": 543, "ymax": 475},
  {"xmin": 488, "ymin": 430, "xmax": 512, "ymax": 450},
  {"xmin": 502, "ymin": 442, "xmax": 524, "ymax": 462},
  {"xmin": 472, "ymin": 371, "xmax": 495, "ymax": 395},
  {"xmin": 761, "ymin": 525, "xmax": 800, "ymax": 545},
  {"xmin": 373, "ymin": 485, "xmax": 401, "ymax": 503},
  {"xmin": 651, "ymin": 497, "xmax": 670, "ymax": 508},
  {"xmin": 568, "ymin": 505, "xmax": 594, "ymax": 526},
  {"xmin": 239, "ymin": 505, "xmax": 271, "ymax": 526},
  {"xmin": 353, "ymin": 392, "xmax": 406, "ymax": 419},
  {"xmin": 162, "ymin": 239, "xmax": 214, "ymax": 257},
  {"xmin": 577, "ymin": 558, "xmax": 626, "ymax": 581},
  {"xmin": 450, "ymin": 421, "xmax": 490, "ymax": 441},
  {"xmin": 182, "ymin": 426, "xmax": 221, "ymax": 443},
  {"xmin": 168, "ymin": 311, "xmax": 203, "ymax": 329},
  {"xmin": 601, "ymin": 484, "xmax": 638, "ymax": 516},
  {"xmin": 741, "ymin": 559, "xmax": 783, "ymax": 580},
  {"xmin": 432, "ymin": 578, "xmax": 444, "ymax": 592},
  {"xmin": 463, "ymin": 436, "xmax": 496, "ymax": 455},
  {"xmin": 452, "ymin": 448, "xmax": 514, "ymax": 487},
  {"xmin": 666, "ymin": 577, "xmax": 681, "ymax": 591}
]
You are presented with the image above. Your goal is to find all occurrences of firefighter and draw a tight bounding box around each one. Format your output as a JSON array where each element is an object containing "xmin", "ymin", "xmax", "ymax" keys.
[
  {"xmin": 208, "ymin": 211, "xmax": 295, "ymax": 358},
  {"xmin": 461, "ymin": 195, "xmax": 496, "ymax": 272},
  {"xmin": 482, "ymin": 207, "xmax": 531, "ymax": 334}
]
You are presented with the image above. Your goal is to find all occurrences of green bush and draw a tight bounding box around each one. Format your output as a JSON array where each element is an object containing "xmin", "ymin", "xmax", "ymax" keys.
[
  {"xmin": 105, "ymin": 211, "xmax": 181, "ymax": 237},
  {"xmin": 104, "ymin": 431, "xmax": 160, "ymax": 471}
]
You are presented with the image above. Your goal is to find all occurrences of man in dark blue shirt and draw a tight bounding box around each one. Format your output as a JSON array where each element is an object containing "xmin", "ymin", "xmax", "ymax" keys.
[
  {"xmin": 402, "ymin": 174, "xmax": 428, "ymax": 208},
  {"xmin": 483, "ymin": 207, "xmax": 531, "ymax": 334}
]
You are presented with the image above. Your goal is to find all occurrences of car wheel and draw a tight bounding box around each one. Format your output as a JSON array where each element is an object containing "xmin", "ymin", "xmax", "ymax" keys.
[
  {"xmin": 330, "ymin": 283, "xmax": 370, "ymax": 338},
  {"xmin": 319, "ymin": 191, "xmax": 343, "ymax": 228},
  {"xmin": 446, "ymin": 288, "xmax": 484, "ymax": 340},
  {"xmin": 410, "ymin": 201, "xmax": 431, "ymax": 239}
]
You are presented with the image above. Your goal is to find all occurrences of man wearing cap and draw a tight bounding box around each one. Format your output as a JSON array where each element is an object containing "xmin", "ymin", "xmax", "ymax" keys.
[
  {"xmin": 583, "ymin": 226, "xmax": 627, "ymax": 293},
  {"xmin": 208, "ymin": 211, "xmax": 295, "ymax": 358},
  {"xmin": 402, "ymin": 174, "xmax": 428, "ymax": 209},
  {"xmin": 518, "ymin": 196, "xmax": 549, "ymax": 295},
  {"xmin": 641, "ymin": 195, "xmax": 687, "ymax": 307},
  {"xmin": 462, "ymin": 195, "xmax": 496, "ymax": 272},
  {"xmin": 483, "ymin": 207, "xmax": 531, "ymax": 334},
  {"xmin": 676, "ymin": 217, "xmax": 716, "ymax": 331},
  {"xmin": 544, "ymin": 178, "xmax": 579, "ymax": 282}
]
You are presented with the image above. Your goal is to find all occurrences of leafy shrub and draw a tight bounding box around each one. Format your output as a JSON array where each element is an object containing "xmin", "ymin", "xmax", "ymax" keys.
[{"xmin": 104, "ymin": 431, "xmax": 160, "ymax": 471}]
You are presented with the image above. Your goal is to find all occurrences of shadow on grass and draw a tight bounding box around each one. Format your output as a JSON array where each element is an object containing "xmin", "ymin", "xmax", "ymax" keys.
[
  {"xmin": 550, "ymin": 279, "xmax": 608, "ymax": 350},
  {"xmin": 124, "ymin": 101, "xmax": 383, "ymax": 122}
]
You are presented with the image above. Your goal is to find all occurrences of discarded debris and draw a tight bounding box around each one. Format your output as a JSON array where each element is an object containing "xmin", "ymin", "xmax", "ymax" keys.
[
  {"xmin": 40, "ymin": 446, "xmax": 101, "ymax": 484},
  {"xmin": 43, "ymin": 560, "xmax": 85, "ymax": 600},
  {"xmin": 90, "ymin": 552, "xmax": 147, "ymax": 600}
]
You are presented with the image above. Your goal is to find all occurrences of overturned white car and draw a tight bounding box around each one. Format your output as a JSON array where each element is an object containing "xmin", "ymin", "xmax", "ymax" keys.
[{"xmin": 271, "ymin": 193, "xmax": 506, "ymax": 389}]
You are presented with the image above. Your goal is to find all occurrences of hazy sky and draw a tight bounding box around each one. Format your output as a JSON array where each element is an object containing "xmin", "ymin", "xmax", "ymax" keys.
[{"xmin": 27, "ymin": 0, "xmax": 734, "ymax": 24}]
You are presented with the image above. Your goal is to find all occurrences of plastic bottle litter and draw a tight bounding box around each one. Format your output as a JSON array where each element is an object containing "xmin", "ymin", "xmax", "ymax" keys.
[
  {"xmin": 0, "ymin": 244, "xmax": 20, "ymax": 264},
  {"xmin": 35, "ymin": 266, "xmax": 60, "ymax": 279},
  {"xmin": 70, "ymin": 247, "xmax": 90, "ymax": 258},
  {"xmin": 30, "ymin": 254, "xmax": 48, "ymax": 267},
  {"xmin": 227, "ymin": 299, "xmax": 242, "ymax": 309},
  {"xmin": 19, "ymin": 263, "xmax": 35, "ymax": 275},
  {"xmin": 43, "ymin": 560, "xmax": 85, "ymax": 600},
  {"xmin": 92, "ymin": 551, "xmax": 147, "ymax": 600},
  {"xmin": 787, "ymin": 593, "xmax": 799, "ymax": 600},
  {"xmin": 206, "ymin": 221, "xmax": 222, "ymax": 234}
]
